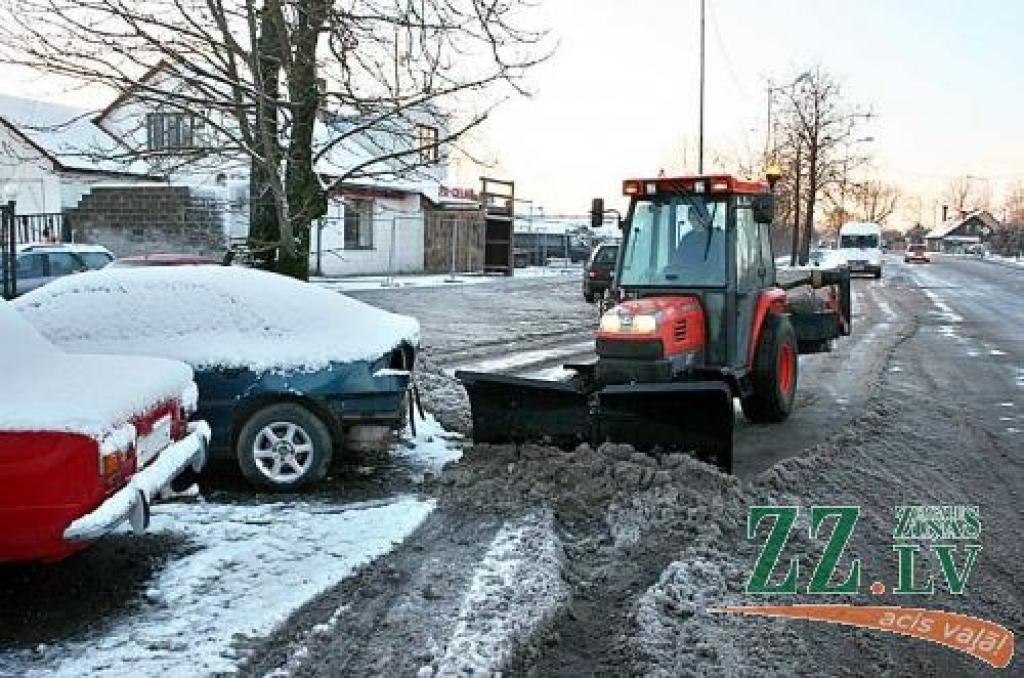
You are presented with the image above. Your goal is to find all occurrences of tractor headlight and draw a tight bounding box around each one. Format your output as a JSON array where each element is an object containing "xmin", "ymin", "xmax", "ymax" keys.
[{"xmin": 599, "ymin": 310, "xmax": 660, "ymax": 334}]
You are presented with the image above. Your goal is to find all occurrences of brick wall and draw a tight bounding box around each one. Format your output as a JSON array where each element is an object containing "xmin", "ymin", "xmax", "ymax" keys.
[
  {"xmin": 424, "ymin": 208, "xmax": 486, "ymax": 273},
  {"xmin": 66, "ymin": 185, "xmax": 229, "ymax": 257}
]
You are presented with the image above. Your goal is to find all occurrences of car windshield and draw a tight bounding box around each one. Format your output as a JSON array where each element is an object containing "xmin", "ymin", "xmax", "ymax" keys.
[
  {"xmin": 619, "ymin": 196, "xmax": 727, "ymax": 287},
  {"xmin": 78, "ymin": 252, "xmax": 113, "ymax": 269},
  {"xmin": 592, "ymin": 245, "xmax": 618, "ymax": 265},
  {"xmin": 841, "ymin": 234, "xmax": 879, "ymax": 249}
]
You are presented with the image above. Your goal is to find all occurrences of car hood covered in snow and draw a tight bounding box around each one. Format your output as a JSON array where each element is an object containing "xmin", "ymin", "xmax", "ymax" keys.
[
  {"xmin": 0, "ymin": 301, "xmax": 195, "ymax": 438},
  {"xmin": 14, "ymin": 266, "xmax": 421, "ymax": 373}
]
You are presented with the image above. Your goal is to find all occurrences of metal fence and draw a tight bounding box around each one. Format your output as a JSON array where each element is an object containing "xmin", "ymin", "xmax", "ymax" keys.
[{"xmin": 12, "ymin": 213, "xmax": 68, "ymax": 244}]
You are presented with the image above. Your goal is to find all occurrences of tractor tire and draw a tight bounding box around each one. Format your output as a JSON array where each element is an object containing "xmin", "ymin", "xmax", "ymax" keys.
[{"xmin": 741, "ymin": 313, "xmax": 798, "ymax": 424}]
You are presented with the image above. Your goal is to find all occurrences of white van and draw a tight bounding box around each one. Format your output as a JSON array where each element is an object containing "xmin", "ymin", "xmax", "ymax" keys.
[{"xmin": 838, "ymin": 222, "xmax": 883, "ymax": 278}]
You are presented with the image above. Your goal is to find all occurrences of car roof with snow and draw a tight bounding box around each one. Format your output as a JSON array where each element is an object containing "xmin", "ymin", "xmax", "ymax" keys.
[
  {"xmin": 16, "ymin": 243, "xmax": 113, "ymax": 254},
  {"xmin": 14, "ymin": 266, "xmax": 421, "ymax": 373},
  {"xmin": 0, "ymin": 301, "xmax": 194, "ymax": 438},
  {"xmin": 838, "ymin": 222, "xmax": 882, "ymax": 235}
]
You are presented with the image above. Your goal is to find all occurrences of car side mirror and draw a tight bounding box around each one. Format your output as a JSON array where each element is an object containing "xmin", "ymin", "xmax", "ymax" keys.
[
  {"xmin": 753, "ymin": 194, "xmax": 776, "ymax": 224},
  {"xmin": 591, "ymin": 197, "xmax": 604, "ymax": 229}
]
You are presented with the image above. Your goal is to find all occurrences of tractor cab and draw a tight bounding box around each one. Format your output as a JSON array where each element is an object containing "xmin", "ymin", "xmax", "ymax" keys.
[{"xmin": 592, "ymin": 174, "xmax": 778, "ymax": 372}]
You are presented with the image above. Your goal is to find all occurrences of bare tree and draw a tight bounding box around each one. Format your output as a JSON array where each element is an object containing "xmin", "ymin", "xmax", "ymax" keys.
[
  {"xmin": 0, "ymin": 0, "xmax": 552, "ymax": 278},
  {"xmin": 851, "ymin": 180, "xmax": 900, "ymax": 225},
  {"xmin": 944, "ymin": 175, "xmax": 991, "ymax": 216},
  {"xmin": 773, "ymin": 68, "xmax": 871, "ymax": 263}
]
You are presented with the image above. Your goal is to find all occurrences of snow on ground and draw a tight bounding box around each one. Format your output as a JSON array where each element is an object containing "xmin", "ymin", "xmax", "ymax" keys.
[
  {"xmin": 0, "ymin": 300, "xmax": 195, "ymax": 438},
  {"xmin": 21, "ymin": 497, "xmax": 434, "ymax": 677},
  {"xmin": 313, "ymin": 264, "xmax": 581, "ymax": 292},
  {"xmin": 14, "ymin": 266, "xmax": 419, "ymax": 373},
  {"xmin": 431, "ymin": 510, "xmax": 567, "ymax": 677},
  {"xmin": 394, "ymin": 412, "xmax": 465, "ymax": 481},
  {"xmin": 444, "ymin": 340, "xmax": 594, "ymax": 376}
]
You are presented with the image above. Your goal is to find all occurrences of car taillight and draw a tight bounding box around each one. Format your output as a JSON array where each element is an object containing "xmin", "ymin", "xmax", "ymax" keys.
[
  {"xmin": 588, "ymin": 270, "xmax": 598, "ymax": 278},
  {"xmin": 99, "ymin": 425, "xmax": 138, "ymax": 493}
]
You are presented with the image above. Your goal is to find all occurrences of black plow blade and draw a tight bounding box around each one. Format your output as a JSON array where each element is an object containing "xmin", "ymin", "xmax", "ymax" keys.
[
  {"xmin": 597, "ymin": 382, "xmax": 734, "ymax": 471},
  {"xmin": 455, "ymin": 371, "xmax": 593, "ymax": 448},
  {"xmin": 456, "ymin": 371, "xmax": 735, "ymax": 472}
]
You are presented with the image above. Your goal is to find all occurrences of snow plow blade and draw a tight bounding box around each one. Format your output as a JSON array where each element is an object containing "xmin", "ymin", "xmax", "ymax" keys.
[
  {"xmin": 456, "ymin": 371, "xmax": 734, "ymax": 470},
  {"xmin": 455, "ymin": 371, "xmax": 593, "ymax": 448}
]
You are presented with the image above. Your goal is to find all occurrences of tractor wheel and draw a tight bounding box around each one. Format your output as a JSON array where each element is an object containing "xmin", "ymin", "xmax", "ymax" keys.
[{"xmin": 741, "ymin": 313, "xmax": 798, "ymax": 424}]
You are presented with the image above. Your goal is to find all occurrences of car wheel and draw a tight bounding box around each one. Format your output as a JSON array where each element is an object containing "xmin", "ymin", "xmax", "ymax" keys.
[
  {"xmin": 236, "ymin": 403, "xmax": 333, "ymax": 491},
  {"xmin": 741, "ymin": 314, "xmax": 798, "ymax": 424},
  {"xmin": 583, "ymin": 291, "xmax": 596, "ymax": 304}
]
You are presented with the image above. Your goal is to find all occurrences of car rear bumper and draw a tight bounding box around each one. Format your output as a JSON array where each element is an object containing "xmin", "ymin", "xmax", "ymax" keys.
[{"xmin": 63, "ymin": 422, "xmax": 210, "ymax": 543}]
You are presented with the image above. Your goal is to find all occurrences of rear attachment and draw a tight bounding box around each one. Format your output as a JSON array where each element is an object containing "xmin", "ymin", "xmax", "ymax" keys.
[{"xmin": 456, "ymin": 371, "xmax": 734, "ymax": 471}]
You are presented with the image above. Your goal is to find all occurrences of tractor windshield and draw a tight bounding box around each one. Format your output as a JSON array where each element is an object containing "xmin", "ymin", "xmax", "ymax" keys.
[{"xmin": 619, "ymin": 195, "xmax": 728, "ymax": 287}]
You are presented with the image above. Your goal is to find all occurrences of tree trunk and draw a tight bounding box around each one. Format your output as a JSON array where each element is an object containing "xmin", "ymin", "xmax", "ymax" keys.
[
  {"xmin": 801, "ymin": 144, "xmax": 818, "ymax": 265},
  {"xmin": 249, "ymin": 3, "xmax": 283, "ymax": 271},
  {"xmin": 277, "ymin": 0, "xmax": 330, "ymax": 281},
  {"xmin": 790, "ymin": 143, "xmax": 801, "ymax": 266}
]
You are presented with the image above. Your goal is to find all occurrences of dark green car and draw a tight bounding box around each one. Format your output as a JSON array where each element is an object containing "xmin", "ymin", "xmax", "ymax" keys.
[{"xmin": 15, "ymin": 265, "xmax": 419, "ymax": 491}]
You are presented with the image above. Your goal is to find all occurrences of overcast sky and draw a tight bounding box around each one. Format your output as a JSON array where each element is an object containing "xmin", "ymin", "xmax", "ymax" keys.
[
  {"xmin": 452, "ymin": 0, "xmax": 1024, "ymax": 224},
  {"xmin": 4, "ymin": 1, "xmax": 1021, "ymax": 226}
]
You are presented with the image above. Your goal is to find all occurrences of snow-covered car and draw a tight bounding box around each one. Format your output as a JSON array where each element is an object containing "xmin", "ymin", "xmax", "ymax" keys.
[
  {"xmin": 15, "ymin": 266, "xmax": 420, "ymax": 491},
  {"xmin": 0, "ymin": 243, "xmax": 114, "ymax": 298},
  {"xmin": 106, "ymin": 253, "xmax": 224, "ymax": 268},
  {"xmin": 0, "ymin": 301, "xmax": 208, "ymax": 564},
  {"xmin": 904, "ymin": 243, "xmax": 930, "ymax": 263}
]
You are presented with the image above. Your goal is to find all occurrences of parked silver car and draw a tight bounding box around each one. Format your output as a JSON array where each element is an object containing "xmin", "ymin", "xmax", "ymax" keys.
[{"xmin": 1, "ymin": 243, "xmax": 114, "ymax": 298}]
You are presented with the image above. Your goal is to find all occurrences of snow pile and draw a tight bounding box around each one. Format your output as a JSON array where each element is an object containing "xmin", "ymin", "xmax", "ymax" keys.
[
  {"xmin": 394, "ymin": 412, "xmax": 464, "ymax": 481},
  {"xmin": 15, "ymin": 266, "xmax": 420, "ymax": 373},
  {"xmin": 0, "ymin": 301, "xmax": 195, "ymax": 438},
  {"xmin": 28, "ymin": 496, "xmax": 434, "ymax": 677},
  {"xmin": 432, "ymin": 511, "xmax": 567, "ymax": 677}
]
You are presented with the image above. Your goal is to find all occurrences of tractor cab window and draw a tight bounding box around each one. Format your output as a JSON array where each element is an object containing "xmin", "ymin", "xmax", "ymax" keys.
[{"xmin": 620, "ymin": 196, "xmax": 727, "ymax": 287}]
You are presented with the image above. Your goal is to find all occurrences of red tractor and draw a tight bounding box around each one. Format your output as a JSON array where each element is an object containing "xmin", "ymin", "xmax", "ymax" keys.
[{"xmin": 458, "ymin": 172, "xmax": 851, "ymax": 472}]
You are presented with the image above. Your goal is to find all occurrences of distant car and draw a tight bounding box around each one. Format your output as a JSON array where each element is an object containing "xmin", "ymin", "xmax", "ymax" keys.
[
  {"xmin": 965, "ymin": 244, "xmax": 985, "ymax": 256},
  {"xmin": 0, "ymin": 243, "xmax": 113, "ymax": 298},
  {"xmin": 0, "ymin": 300, "xmax": 208, "ymax": 564},
  {"xmin": 904, "ymin": 243, "xmax": 930, "ymax": 263},
  {"xmin": 107, "ymin": 253, "xmax": 224, "ymax": 268},
  {"xmin": 838, "ymin": 222, "xmax": 883, "ymax": 278},
  {"xmin": 15, "ymin": 266, "xmax": 419, "ymax": 491},
  {"xmin": 583, "ymin": 242, "xmax": 619, "ymax": 303}
]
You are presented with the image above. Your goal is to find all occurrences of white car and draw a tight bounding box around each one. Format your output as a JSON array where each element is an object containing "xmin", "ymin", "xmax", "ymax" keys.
[{"xmin": 838, "ymin": 222, "xmax": 883, "ymax": 278}]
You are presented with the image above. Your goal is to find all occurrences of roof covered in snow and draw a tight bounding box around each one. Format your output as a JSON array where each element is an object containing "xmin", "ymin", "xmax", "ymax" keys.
[
  {"xmin": 925, "ymin": 210, "xmax": 1001, "ymax": 240},
  {"xmin": 0, "ymin": 93, "xmax": 155, "ymax": 177},
  {"xmin": 0, "ymin": 300, "xmax": 194, "ymax": 438},
  {"xmin": 15, "ymin": 266, "xmax": 420, "ymax": 373}
]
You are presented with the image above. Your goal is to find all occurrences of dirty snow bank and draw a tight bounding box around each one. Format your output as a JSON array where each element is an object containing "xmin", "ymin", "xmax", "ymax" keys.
[
  {"xmin": 430, "ymin": 510, "xmax": 567, "ymax": 677},
  {"xmin": 25, "ymin": 497, "xmax": 433, "ymax": 677},
  {"xmin": 15, "ymin": 266, "xmax": 419, "ymax": 373},
  {"xmin": 0, "ymin": 301, "xmax": 194, "ymax": 437},
  {"xmin": 414, "ymin": 356, "xmax": 472, "ymax": 434},
  {"xmin": 394, "ymin": 411, "xmax": 464, "ymax": 481}
]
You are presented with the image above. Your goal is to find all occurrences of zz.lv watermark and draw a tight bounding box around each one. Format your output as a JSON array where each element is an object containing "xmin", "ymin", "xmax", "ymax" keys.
[{"xmin": 710, "ymin": 504, "xmax": 1014, "ymax": 669}]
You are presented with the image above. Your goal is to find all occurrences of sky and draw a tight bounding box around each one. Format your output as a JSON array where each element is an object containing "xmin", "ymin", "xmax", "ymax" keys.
[
  {"xmin": 450, "ymin": 0, "xmax": 1024, "ymax": 225},
  {"xmin": 3, "ymin": 1, "xmax": 1021, "ymax": 227}
]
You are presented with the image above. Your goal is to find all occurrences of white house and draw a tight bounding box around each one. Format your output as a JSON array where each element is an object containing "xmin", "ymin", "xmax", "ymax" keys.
[
  {"xmin": 0, "ymin": 94, "xmax": 159, "ymax": 216},
  {"xmin": 0, "ymin": 64, "xmax": 466, "ymax": 274}
]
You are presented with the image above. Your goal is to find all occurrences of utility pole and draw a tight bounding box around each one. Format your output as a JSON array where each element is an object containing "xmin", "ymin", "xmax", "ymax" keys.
[{"xmin": 698, "ymin": 0, "xmax": 706, "ymax": 174}]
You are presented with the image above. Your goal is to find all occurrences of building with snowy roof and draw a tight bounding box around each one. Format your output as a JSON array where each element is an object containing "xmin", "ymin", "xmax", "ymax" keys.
[{"xmin": 924, "ymin": 210, "xmax": 1000, "ymax": 253}]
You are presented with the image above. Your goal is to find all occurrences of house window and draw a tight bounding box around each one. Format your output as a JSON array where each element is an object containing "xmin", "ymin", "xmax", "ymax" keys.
[
  {"xmin": 146, "ymin": 112, "xmax": 205, "ymax": 151},
  {"xmin": 416, "ymin": 124, "xmax": 439, "ymax": 164},
  {"xmin": 344, "ymin": 199, "xmax": 374, "ymax": 249}
]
